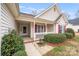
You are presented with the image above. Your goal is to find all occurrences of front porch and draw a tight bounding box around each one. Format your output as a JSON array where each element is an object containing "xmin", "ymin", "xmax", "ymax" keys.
[
  {"xmin": 16, "ymin": 20, "xmax": 55, "ymax": 41},
  {"xmin": 16, "ymin": 13, "xmax": 66, "ymax": 41}
]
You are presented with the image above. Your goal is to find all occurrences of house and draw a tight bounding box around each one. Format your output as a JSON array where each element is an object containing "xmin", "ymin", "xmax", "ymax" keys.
[
  {"xmin": 0, "ymin": 3, "xmax": 68, "ymax": 46},
  {"xmin": 66, "ymin": 18, "xmax": 79, "ymax": 33}
]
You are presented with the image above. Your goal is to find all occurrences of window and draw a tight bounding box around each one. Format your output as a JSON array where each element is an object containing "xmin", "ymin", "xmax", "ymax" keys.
[
  {"xmin": 35, "ymin": 25, "xmax": 37, "ymax": 32},
  {"xmin": 35, "ymin": 24, "xmax": 45, "ymax": 33},
  {"xmin": 23, "ymin": 26, "xmax": 27, "ymax": 33}
]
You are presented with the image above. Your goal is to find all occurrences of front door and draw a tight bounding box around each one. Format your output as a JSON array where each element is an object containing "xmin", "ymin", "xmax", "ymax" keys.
[
  {"xmin": 20, "ymin": 25, "xmax": 29, "ymax": 36},
  {"xmin": 22, "ymin": 25, "xmax": 28, "ymax": 35}
]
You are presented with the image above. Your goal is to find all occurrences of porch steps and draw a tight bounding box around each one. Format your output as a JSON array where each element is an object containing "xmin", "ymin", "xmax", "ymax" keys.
[
  {"xmin": 23, "ymin": 37, "xmax": 34, "ymax": 43},
  {"xmin": 23, "ymin": 37, "xmax": 40, "ymax": 43}
]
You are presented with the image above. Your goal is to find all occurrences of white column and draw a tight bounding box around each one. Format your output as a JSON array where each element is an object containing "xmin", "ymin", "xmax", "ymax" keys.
[
  {"xmin": 34, "ymin": 20, "xmax": 36, "ymax": 41},
  {"xmin": 62, "ymin": 25, "xmax": 64, "ymax": 33},
  {"xmin": 30, "ymin": 22, "xmax": 33, "ymax": 38},
  {"xmin": 54, "ymin": 24, "xmax": 57, "ymax": 33},
  {"xmin": 45, "ymin": 23, "xmax": 47, "ymax": 34}
]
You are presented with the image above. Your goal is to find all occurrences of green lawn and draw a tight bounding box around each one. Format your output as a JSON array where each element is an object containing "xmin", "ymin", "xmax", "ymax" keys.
[
  {"xmin": 74, "ymin": 35, "xmax": 79, "ymax": 42},
  {"xmin": 44, "ymin": 45, "xmax": 79, "ymax": 56},
  {"xmin": 43, "ymin": 36, "xmax": 79, "ymax": 56}
]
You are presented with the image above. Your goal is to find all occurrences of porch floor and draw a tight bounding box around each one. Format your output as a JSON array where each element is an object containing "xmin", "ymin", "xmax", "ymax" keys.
[{"xmin": 23, "ymin": 37, "xmax": 34, "ymax": 43}]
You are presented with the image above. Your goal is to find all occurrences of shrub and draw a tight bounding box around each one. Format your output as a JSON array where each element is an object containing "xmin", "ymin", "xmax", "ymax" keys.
[
  {"xmin": 13, "ymin": 50, "xmax": 27, "ymax": 56},
  {"xmin": 64, "ymin": 33, "xmax": 73, "ymax": 39},
  {"xmin": 1, "ymin": 30, "xmax": 25, "ymax": 56},
  {"xmin": 44, "ymin": 34, "xmax": 66, "ymax": 43},
  {"xmin": 65, "ymin": 28, "xmax": 75, "ymax": 37}
]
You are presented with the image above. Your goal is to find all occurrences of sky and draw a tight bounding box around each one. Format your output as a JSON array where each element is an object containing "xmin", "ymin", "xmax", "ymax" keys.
[{"xmin": 19, "ymin": 3, "xmax": 79, "ymax": 19}]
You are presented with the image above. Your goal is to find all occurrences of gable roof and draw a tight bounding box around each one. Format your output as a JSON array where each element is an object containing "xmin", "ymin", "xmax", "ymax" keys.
[
  {"xmin": 68, "ymin": 18, "xmax": 79, "ymax": 25},
  {"xmin": 34, "ymin": 4, "xmax": 60, "ymax": 18},
  {"xmin": 54, "ymin": 13, "xmax": 68, "ymax": 24},
  {"xmin": 19, "ymin": 4, "xmax": 68, "ymax": 24}
]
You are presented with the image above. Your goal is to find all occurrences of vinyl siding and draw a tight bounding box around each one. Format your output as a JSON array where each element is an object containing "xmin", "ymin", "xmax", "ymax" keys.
[
  {"xmin": 57, "ymin": 16, "xmax": 66, "ymax": 25},
  {"xmin": 0, "ymin": 3, "xmax": 16, "ymax": 48},
  {"xmin": 39, "ymin": 7, "xmax": 60, "ymax": 21},
  {"xmin": 55, "ymin": 16, "xmax": 67, "ymax": 33}
]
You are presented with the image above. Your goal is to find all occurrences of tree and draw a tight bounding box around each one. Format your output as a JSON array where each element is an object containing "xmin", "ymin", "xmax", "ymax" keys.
[
  {"xmin": 32, "ymin": 10, "xmax": 38, "ymax": 16},
  {"xmin": 61, "ymin": 11, "xmax": 70, "ymax": 19}
]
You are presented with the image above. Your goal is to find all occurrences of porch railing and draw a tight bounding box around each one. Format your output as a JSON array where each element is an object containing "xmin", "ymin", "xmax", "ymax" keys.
[{"xmin": 34, "ymin": 32, "xmax": 54, "ymax": 40}]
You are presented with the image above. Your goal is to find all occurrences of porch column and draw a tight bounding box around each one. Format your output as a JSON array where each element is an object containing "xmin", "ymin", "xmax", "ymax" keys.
[
  {"xmin": 34, "ymin": 20, "xmax": 36, "ymax": 41},
  {"xmin": 55, "ymin": 24, "xmax": 58, "ymax": 33},
  {"xmin": 62, "ymin": 25, "xmax": 64, "ymax": 33},
  {"xmin": 30, "ymin": 22, "xmax": 33, "ymax": 38},
  {"xmin": 45, "ymin": 23, "xmax": 47, "ymax": 34},
  {"xmin": 30, "ymin": 22, "xmax": 35, "ymax": 41}
]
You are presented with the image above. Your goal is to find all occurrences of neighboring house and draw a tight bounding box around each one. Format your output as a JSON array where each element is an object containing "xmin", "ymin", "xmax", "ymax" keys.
[
  {"xmin": 0, "ymin": 3, "xmax": 68, "ymax": 46},
  {"xmin": 66, "ymin": 18, "xmax": 79, "ymax": 33}
]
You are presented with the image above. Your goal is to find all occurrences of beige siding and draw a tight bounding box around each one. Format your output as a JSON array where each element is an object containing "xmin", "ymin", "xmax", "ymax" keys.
[
  {"xmin": 47, "ymin": 24, "xmax": 54, "ymax": 32},
  {"xmin": 57, "ymin": 16, "xmax": 66, "ymax": 25},
  {"xmin": 55, "ymin": 16, "xmax": 67, "ymax": 33},
  {"xmin": 0, "ymin": 4, "xmax": 16, "ymax": 47},
  {"xmin": 39, "ymin": 6, "xmax": 60, "ymax": 21}
]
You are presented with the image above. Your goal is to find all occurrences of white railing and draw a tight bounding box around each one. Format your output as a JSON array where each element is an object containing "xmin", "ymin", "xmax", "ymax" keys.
[
  {"xmin": 34, "ymin": 32, "xmax": 54, "ymax": 40},
  {"xmin": 35, "ymin": 32, "xmax": 54, "ymax": 35}
]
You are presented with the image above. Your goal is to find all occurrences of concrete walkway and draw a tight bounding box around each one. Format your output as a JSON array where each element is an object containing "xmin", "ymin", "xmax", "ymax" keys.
[
  {"xmin": 34, "ymin": 43, "xmax": 53, "ymax": 55},
  {"xmin": 24, "ymin": 38, "xmax": 53, "ymax": 56},
  {"xmin": 24, "ymin": 42, "xmax": 41, "ymax": 56}
]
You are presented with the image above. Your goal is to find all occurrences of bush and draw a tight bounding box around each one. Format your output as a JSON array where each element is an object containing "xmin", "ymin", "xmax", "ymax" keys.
[
  {"xmin": 1, "ymin": 30, "xmax": 25, "ymax": 56},
  {"xmin": 65, "ymin": 28, "xmax": 75, "ymax": 37},
  {"xmin": 44, "ymin": 34, "xmax": 66, "ymax": 43},
  {"xmin": 13, "ymin": 50, "xmax": 27, "ymax": 56},
  {"xmin": 64, "ymin": 33, "xmax": 73, "ymax": 39}
]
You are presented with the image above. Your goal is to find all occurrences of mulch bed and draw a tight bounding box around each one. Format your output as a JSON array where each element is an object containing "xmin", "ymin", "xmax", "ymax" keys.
[
  {"xmin": 48, "ymin": 43, "xmax": 65, "ymax": 47},
  {"xmin": 47, "ymin": 41, "xmax": 68, "ymax": 47}
]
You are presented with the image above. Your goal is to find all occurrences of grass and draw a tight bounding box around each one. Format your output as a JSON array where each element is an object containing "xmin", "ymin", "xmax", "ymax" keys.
[
  {"xmin": 44, "ymin": 45, "xmax": 79, "ymax": 56},
  {"xmin": 43, "ymin": 35, "xmax": 79, "ymax": 56},
  {"xmin": 74, "ymin": 35, "xmax": 79, "ymax": 42},
  {"xmin": 51, "ymin": 46, "xmax": 65, "ymax": 56}
]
